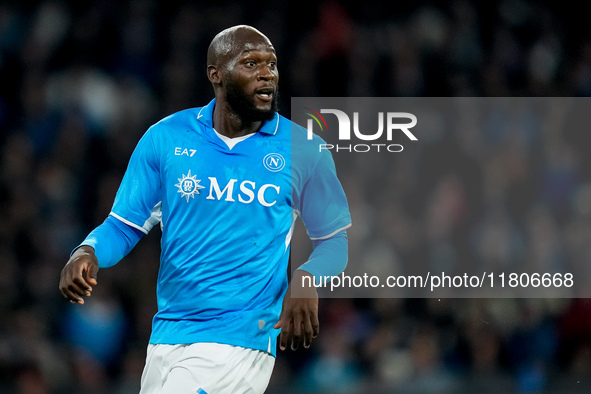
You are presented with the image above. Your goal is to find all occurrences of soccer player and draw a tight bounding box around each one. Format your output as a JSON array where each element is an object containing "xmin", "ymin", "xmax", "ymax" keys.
[{"xmin": 59, "ymin": 25, "xmax": 351, "ymax": 393}]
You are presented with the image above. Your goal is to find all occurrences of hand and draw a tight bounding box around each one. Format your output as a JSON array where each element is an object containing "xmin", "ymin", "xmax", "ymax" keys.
[
  {"xmin": 59, "ymin": 245, "xmax": 99, "ymax": 305},
  {"xmin": 274, "ymin": 270, "xmax": 319, "ymax": 351}
]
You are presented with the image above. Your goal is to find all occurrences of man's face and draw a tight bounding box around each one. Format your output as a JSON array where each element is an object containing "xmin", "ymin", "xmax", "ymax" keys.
[{"xmin": 222, "ymin": 39, "xmax": 279, "ymax": 122}]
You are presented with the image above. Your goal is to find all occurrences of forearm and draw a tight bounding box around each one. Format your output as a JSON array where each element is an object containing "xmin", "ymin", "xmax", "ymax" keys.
[
  {"xmin": 76, "ymin": 215, "xmax": 144, "ymax": 268},
  {"xmin": 296, "ymin": 230, "xmax": 348, "ymax": 282}
]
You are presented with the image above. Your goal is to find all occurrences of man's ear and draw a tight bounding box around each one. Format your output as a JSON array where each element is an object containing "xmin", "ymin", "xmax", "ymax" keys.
[{"xmin": 208, "ymin": 65, "xmax": 222, "ymax": 84}]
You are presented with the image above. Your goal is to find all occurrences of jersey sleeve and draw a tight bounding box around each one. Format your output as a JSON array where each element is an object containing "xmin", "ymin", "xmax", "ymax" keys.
[
  {"xmin": 296, "ymin": 229, "xmax": 348, "ymax": 280},
  {"xmin": 298, "ymin": 149, "xmax": 351, "ymax": 240},
  {"xmin": 110, "ymin": 127, "xmax": 162, "ymax": 234},
  {"xmin": 78, "ymin": 215, "xmax": 145, "ymax": 268}
]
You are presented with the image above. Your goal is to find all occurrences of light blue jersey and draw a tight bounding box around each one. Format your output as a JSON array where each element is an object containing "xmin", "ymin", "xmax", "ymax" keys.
[{"xmin": 108, "ymin": 99, "xmax": 351, "ymax": 356}]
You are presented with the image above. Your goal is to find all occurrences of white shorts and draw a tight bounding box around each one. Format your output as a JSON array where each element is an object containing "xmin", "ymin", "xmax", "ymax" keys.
[{"xmin": 139, "ymin": 342, "xmax": 275, "ymax": 394}]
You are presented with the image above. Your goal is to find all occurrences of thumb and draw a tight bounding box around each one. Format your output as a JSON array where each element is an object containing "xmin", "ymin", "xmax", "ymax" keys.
[
  {"xmin": 86, "ymin": 262, "xmax": 99, "ymax": 286},
  {"xmin": 274, "ymin": 319, "xmax": 283, "ymax": 329}
]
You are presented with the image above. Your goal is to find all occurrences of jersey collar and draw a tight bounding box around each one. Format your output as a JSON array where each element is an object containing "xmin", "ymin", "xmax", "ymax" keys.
[{"xmin": 196, "ymin": 99, "xmax": 279, "ymax": 135}]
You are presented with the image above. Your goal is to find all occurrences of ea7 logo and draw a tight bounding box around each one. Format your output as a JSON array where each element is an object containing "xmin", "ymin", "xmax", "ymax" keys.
[
  {"xmin": 306, "ymin": 109, "xmax": 417, "ymax": 141},
  {"xmin": 175, "ymin": 147, "xmax": 197, "ymax": 157}
]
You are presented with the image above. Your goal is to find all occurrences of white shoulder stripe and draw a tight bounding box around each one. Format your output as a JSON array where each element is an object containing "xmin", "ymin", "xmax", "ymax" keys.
[
  {"xmin": 109, "ymin": 212, "xmax": 149, "ymax": 234},
  {"xmin": 272, "ymin": 116, "xmax": 279, "ymax": 135},
  {"xmin": 284, "ymin": 210, "xmax": 298, "ymax": 253},
  {"xmin": 110, "ymin": 203, "xmax": 162, "ymax": 235},
  {"xmin": 309, "ymin": 223, "xmax": 352, "ymax": 240}
]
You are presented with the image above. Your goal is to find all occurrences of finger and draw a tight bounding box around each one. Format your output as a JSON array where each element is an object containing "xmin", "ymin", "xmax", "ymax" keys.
[
  {"xmin": 86, "ymin": 263, "xmax": 99, "ymax": 286},
  {"xmin": 61, "ymin": 277, "xmax": 87, "ymax": 304},
  {"xmin": 291, "ymin": 329, "xmax": 302, "ymax": 351},
  {"xmin": 72, "ymin": 275, "xmax": 92, "ymax": 294},
  {"xmin": 61, "ymin": 286, "xmax": 84, "ymax": 304},
  {"xmin": 291, "ymin": 312, "xmax": 302, "ymax": 351},
  {"xmin": 70, "ymin": 274, "xmax": 92, "ymax": 295},
  {"xmin": 59, "ymin": 285, "xmax": 72, "ymax": 300},
  {"xmin": 59, "ymin": 277, "xmax": 70, "ymax": 299},
  {"xmin": 273, "ymin": 319, "xmax": 283, "ymax": 330},
  {"xmin": 68, "ymin": 282, "xmax": 89, "ymax": 298},
  {"xmin": 279, "ymin": 319, "xmax": 291, "ymax": 351},
  {"xmin": 311, "ymin": 311, "xmax": 320, "ymax": 338},
  {"xmin": 293, "ymin": 311, "xmax": 302, "ymax": 338},
  {"xmin": 303, "ymin": 315, "xmax": 314, "ymax": 349}
]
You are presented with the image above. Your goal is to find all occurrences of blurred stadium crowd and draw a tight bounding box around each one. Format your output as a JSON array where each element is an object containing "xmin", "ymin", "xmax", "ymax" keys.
[{"xmin": 2, "ymin": 0, "xmax": 591, "ymax": 393}]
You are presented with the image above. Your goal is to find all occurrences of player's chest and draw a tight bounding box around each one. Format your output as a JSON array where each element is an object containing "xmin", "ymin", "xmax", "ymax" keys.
[{"xmin": 161, "ymin": 134, "xmax": 291, "ymax": 207}]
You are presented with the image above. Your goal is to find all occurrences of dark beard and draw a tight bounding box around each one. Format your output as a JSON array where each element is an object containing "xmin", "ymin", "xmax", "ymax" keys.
[{"xmin": 225, "ymin": 81, "xmax": 278, "ymax": 123}]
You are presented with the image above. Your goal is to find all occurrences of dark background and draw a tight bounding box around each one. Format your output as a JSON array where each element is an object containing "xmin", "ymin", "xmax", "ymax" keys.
[{"xmin": 2, "ymin": 1, "xmax": 591, "ymax": 393}]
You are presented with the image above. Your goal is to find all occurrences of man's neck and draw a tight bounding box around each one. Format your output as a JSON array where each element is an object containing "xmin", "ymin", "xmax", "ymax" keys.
[{"xmin": 212, "ymin": 103, "xmax": 262, "ymax": 138}]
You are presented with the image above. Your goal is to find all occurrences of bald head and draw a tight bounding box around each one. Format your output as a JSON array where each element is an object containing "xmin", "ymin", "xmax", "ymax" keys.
[
  {"xmin": 206, "ymin": 25, "xmax": 279, "ymax": 126},
  {"xmin": 207, "ymin": 25, "xmax": 274, "ymax": 70}
]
